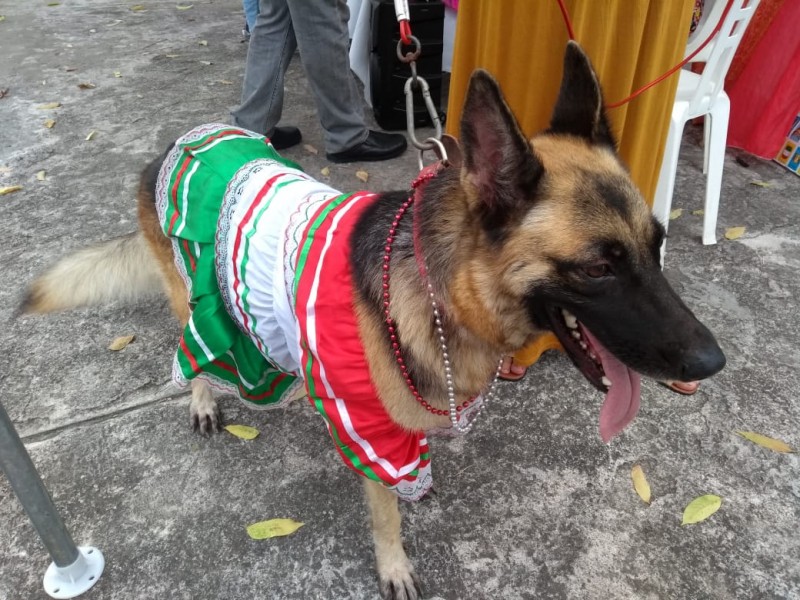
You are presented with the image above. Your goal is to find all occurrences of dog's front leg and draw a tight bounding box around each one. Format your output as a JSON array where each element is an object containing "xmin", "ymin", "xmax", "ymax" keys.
[
  {"xmin": 189, "ymin": 379, "xmax": 221, "ymax": 434},
  {"xmin": 363, "ymin": 479, "xmax": 422, "ymax": 600}
]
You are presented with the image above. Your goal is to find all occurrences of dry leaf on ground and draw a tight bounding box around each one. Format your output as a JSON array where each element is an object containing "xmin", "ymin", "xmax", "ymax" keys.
[
  {"xmin": 749, "ymin": 180, "xmax": 771, "ymax": 188},
  {"xmin": 78, "ymin": 82, "xmax": 96, "ymax": 90},
  {"xmin": 630, "ymin": 465, "xmax": 651, "ymax": 504},
  {"xmin": 691, "ymin": 209, "xmax": 704, "ymax": 216},
  {"xmin": 355, "ymin": 169, "xmax": 369, "ymax": 183},
  {"xmin": 131, "ymin": 4, "xmax": 146, "ymax": 11},
  {"xmin": 669, "ymin": 208, "xmax": 683, "ymax": 220},
  {"xmin": 320, "ymin": 166, "xmax": 331, "ymax": 177},
  {"xmin": 113, "ymin": 71, "xmax": 123, "ymax": 78},
  {"xmin": 246, "ymin": 518, "xmax": 304, "ymax": 540},
  {"xmin": 108, "ymin": 335, "xmax": 135, "ymax": 351},
  {"xmin": 44, "ymin": 119, "xmax": 56, "ymax": 129},
  {"xmin": 219, "ymin": 79, "xmax": 233, "ymax": 85},
  {"xmin": 36, "ymin": 171, "xmax": 46, "ymax": 181},
  {"xmin": 176, "ymin": 4, "xmax": 194, "ymax": 9},
  {"xmin": 724, "ymin": 226, "xmax": 745, "ymax": 240},
  {"xmin": 165, "ymin": 54, "xmax": 181, "ymax": 58},
  {"xmin": 85, "ymin": 130, "xmax": 97, "ymax": 141},
  {"xmin": 199, "ymin": 60, "xmax": 212, "ymax": 66},
  {"xmin": 682, "ymin": 494, "xmax": 721, "ymax": 525},
  {"xmin": 47, "ymin": 2, "xmax": 60, "ymax": 5},
  {"xmin": 224, "ymin": 424, "xmax": 260, "ymax": 440},
  {"xmin": 303, "ymin": 144, "xmax": 318, "ymax": 155},
  {"xmin": 0, "ymin": 16, "xmax": 6, "ymax": 22},
  {"xmin": 198, "ymin": 39, "xmax": 207, "ymax": 46},
  {"xmin": 0, "ymin": 88, "xmax": 8, "ymax": 99},
  {"xmin": 0, "ymin": 185, "xmax": 23, "ymax": 196},
  {"xmin": 736, "ymin": 431, "xmax": 794, "ymax": 453},
  {"xmin": 37, "ymin": 102, "xmax": 61, "ymax": 110}
]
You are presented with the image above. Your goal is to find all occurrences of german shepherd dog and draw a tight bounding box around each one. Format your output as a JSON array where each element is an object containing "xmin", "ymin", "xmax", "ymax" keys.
[{"xmin": 23, "ymin": 42, "xmax": 724, "ymax": 599}]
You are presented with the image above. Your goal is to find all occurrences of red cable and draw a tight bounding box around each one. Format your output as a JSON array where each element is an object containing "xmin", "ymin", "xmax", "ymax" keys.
[
  {"xmin": 555, "ymin": 0, "xmax": 736, "ymax": 109},
  {"xmin": 400, "ymin": 20, "xmax": 412, "ymax": 45}
]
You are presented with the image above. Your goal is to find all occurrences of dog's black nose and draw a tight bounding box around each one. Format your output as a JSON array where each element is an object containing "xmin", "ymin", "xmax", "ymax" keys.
[{"xmin": 680, "ymin": 343, "xmax": 726, "ymax": 381}]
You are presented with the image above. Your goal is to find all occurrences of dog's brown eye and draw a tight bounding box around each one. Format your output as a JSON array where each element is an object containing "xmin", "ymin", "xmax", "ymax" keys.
[{"xmin": 583, "ymin": 263, "xmax": 611, "ymax": 278}]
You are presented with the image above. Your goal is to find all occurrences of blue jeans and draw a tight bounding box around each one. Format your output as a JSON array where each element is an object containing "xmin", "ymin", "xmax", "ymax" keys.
[{"xmin": 243, "ymin": 0, "xmax": 259, "ymax": 30}]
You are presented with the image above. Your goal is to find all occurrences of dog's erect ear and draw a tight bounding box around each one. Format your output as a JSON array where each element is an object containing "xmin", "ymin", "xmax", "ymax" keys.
[
  {"xmin": 549, "ymin": 41, "xmax": 616, "ymax": 148},
  {"xmin": 460, "ymin": 69, "xmax": 543, "ymax": 238}
]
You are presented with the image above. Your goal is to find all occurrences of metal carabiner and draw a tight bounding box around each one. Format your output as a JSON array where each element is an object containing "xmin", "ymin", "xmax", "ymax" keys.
[
  {"xmin": 404, "ymin": 75, "xmax": 443, "ymax": 151},
  {"xmin": 416, "ymin": 137, "xmax": 449, "ymax": 171}
]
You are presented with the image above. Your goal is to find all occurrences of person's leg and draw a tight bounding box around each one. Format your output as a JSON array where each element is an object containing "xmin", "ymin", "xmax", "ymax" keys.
[
  {"xmin": 231, "ymin": 0, "xmax": 296, "ymax": 136},
  {"xmin": 285, "ymin": 0, "xmax": 367, "ymax": 153},
  {"xmin": 242, "ymin": 0, "xmax": 259, "ymax": 33}
]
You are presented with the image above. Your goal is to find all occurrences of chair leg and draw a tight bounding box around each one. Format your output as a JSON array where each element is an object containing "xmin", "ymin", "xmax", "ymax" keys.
[
  {"xmin": 703, "ymin": 113, "xmax": 711, "ymax": 175},
  {"xmin": 702, "ymin": 94, "xmax": 730, "ymax": 245},
  {"xmin": 652, "ymin": 116, "xmax": 686, "ymax": 264}
]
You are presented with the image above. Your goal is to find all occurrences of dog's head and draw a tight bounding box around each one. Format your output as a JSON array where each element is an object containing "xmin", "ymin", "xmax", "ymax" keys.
[{"xmin": 455, "ymin": 42, "xmax": 725, "ymax": 441}]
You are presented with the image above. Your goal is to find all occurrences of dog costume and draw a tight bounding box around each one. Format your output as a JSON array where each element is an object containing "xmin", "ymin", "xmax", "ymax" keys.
[{"xmin": 156, "ymin": 124, "xmax": 480, "ymax": 501}]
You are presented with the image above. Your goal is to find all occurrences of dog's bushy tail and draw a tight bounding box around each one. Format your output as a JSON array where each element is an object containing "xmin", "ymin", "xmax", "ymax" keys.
[{"xmin": 21, "ymin": 232, "xmax": 163, "ymax": 314}]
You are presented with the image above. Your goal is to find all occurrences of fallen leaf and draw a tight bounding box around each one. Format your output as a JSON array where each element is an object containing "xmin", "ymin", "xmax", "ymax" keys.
[
  {"xmin": 77, "ymin": 82, "xmax": 96, "ymax": 90},
  {"xmin": 44, "ymin": 119, "xmax": 56, "ymax": 129},
  {"xmin": 630, "ymin": 465, "xmax": 651, "ymax": 504},
  {"xmin": 0, "ymin": 16, "xmax": 5, "ymax": 22},
  {"xmin": 85, "ymin": 130, "xmax": 97, "ymax": 141},
  {"xmin": 108, "ymin": 334, "xmax": 135, "ymax": 351},
  {"xmin": 198, "ymin": 39, "xmax": 207, "ymax": 46},
  {"xmin": 108, "ymin": 19, "xmax": 123, "ymax": 26},
  {"xmin": 113, "ymin": 71, "xmax": 122, "ymax": 78},
  {"xmin": 355, "ymin": 169, "xmax": 369, "ymax": 183},
  {"xmin": 37, "ymin": 102, "xmax": 61, "ymax": 110},
  {"xmin": 0, "ymin": 185, "xmax": 23, "ymax": 196},
  {"xmin": 749, "ymin": 180, "xmax": 771, "ymax": 188},
  {"xmin": 724, "ymin": 226, "xmax": 745, "ymax": 240},
  {"xmin": 218, "ymin": 79, "xmax": 233, "ymax": 85},
  {"xmin": 691, "ymin": 209, "xmax": 704, "ymax": 216},
  {"xmin": 176, "ymin": 3, "xmax": 194, "ymax": 9},
  {"xmin": 320, "ymin": 166, "xmax": 331, "ymax": 177},
  {"xmin": 246, "ymin": 518, "xmax": 304, "ymax": 540},
  {"xmin": 199, "ymin": 60, "xmax": 212, "ymax": 66},
  {"xmin": 303, "ymin": 144, "xmax": 318, "ymax": 155},
  {"xmin": 669, "ymin": 208, "xmax": 683, "ymax": 220},
  {"xmin": 736, "ymin": 431, "xmax": 794, "ymax": 453},
  {"xmin": 130, "ymin": 4, "xmax": 146, "ymax": 11},
  {"xmin": 682, "ymin": 494, "xmax": 722, "ymax": 525},
  {"xmin": 0, "ymin": 88, "xmax": 8, "ymax": 99},
  {"xmin": 48, "ymin": 2, "xmax": 60, "ymax": 6},
  {"xmin": 36, "ymin": 170, "xmax": 46, "ymax": 181},
  {"xmin": 224, "ymin": 424, "xmax": 260, "ymax": 440},
  {"xmin": 63, "ymin": 66, "xmax": 76, "ymax": 72},
  {"xmin": 165, "ymin": 54, "xmax": 181, "ymax": 58}
]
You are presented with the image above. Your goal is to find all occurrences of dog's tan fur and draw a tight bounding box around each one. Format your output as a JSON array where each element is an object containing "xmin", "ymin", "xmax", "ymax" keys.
[{"xmin": 22, "ymin": 43, "xmax": 725, "ymax": 600}]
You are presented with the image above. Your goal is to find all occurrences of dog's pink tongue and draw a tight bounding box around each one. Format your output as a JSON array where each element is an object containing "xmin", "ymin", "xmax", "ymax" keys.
[{"xmin": 582, "ymin": 329, "xmax": 641, "ymax": 443}]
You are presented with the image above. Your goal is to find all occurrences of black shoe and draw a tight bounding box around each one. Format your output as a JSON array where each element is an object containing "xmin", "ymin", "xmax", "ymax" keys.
[
  {"xmin": 326, "ymin": 130, "xmax": 407, "ymax": 163},
  {"xmin": 269, "ymin": 126, "xmax": 302, "ymax": 150}
]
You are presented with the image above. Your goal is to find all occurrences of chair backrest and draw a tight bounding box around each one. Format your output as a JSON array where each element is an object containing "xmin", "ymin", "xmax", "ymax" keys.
[{"xmin": 683, "ymin": 0, "xmax": 760, "ymax": 115}]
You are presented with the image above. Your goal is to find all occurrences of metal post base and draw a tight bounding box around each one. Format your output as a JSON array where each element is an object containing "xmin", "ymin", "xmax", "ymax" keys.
[{"xmin": 43, "ymin": 546, "xmax": 104, "ymax": 599}]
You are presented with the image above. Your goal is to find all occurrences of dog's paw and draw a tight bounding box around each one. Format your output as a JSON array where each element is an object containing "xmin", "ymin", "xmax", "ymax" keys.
[
  {"xmin": 378, "ymin": 561, "xmax": 422, "ymax": 600},
  {"xmin": 189, "ymin": 402, "xmax": 222, "ymax": 435}
]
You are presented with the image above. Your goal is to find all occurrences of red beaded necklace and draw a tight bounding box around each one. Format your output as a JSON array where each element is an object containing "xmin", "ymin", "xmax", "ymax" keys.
[{"xmin": 381, "ymin": 164, "xmax": 477, "ymax": 417}]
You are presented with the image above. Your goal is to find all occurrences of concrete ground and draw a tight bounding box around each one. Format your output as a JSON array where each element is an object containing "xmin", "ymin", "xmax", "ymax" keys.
[{"xmin": 1, "ymin": 2, "xmax": 798, "ymax": 599}]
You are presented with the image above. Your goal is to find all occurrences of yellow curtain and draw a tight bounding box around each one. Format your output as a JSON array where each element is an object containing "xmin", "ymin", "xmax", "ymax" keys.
[{"xmin": 446, "ymin": 0, "xmax": 695, "ymax": 367}]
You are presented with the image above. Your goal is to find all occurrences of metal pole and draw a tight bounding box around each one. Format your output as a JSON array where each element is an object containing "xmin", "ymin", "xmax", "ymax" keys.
[
  {"xmin": 0, "ymin": 401, "xmax": 104, "ymax": 598},
  {"xmin": 0, "ymin": 401, "xmax": 79, "ymax": 567}
]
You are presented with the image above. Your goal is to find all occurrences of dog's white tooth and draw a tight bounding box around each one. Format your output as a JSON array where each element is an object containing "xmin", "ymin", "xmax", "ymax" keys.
[
  {"xmin": 579, "ymin": 341, "xmax": 587, "ymax": 350},
  {"xmin": 562, "ymin": 309, "xmax": 578, "ymax": 329},
  {"xmin": 602, "ymin": 376, "xmax": 612, "ymax": 388},
  {"xmin": 589, "ymin": 351, "xmax": 597, "ymax": 360},
  {"xmin": 571, "ymin": 330, "xmax": 581, "ymax": 340}
]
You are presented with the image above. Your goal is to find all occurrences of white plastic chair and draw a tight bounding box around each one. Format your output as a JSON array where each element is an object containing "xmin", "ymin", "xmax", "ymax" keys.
[{"xmin": 652, "ymin": 0, "xmax": 759, "ymax": 250}]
